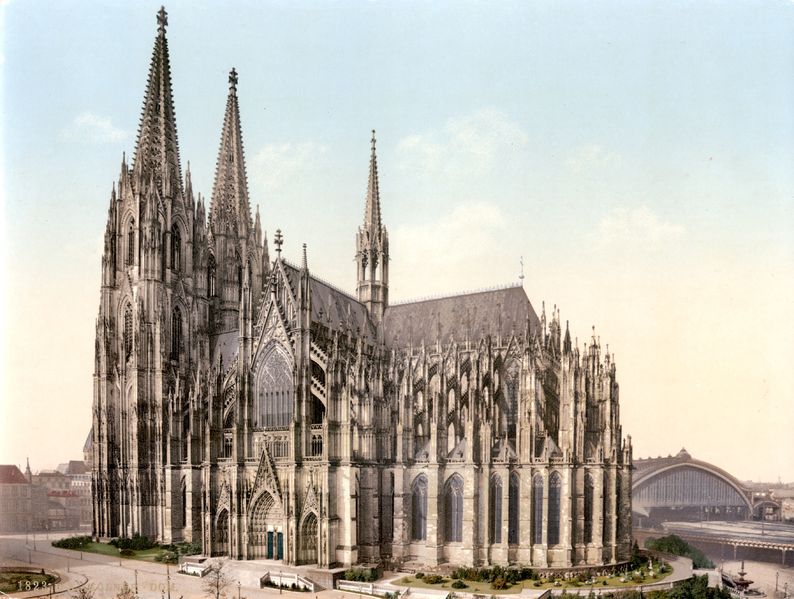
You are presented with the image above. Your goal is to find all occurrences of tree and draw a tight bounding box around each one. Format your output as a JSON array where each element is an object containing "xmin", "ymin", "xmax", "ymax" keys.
[
  {"xmin": 116, "ymin": 581, "xmax": 136, "ymax": 599},
  {"xmin": 202, "ymin": 559, "xmax": 232, "ymax": 599},
  {"xmin": 70, "ymin": 584, "xmax": 96, "ymax": 599}
]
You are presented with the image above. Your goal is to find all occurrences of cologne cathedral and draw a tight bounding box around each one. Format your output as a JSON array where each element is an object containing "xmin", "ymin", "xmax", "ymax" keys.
[{"xmin": 92, "ymin": 8, "xmax": 633, "ymax": 570}]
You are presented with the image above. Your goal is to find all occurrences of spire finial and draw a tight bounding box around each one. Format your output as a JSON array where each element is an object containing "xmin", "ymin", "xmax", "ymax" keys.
[
  {"xmin": 519, "ymin": 256, "xmax": 525, "ymax": 284},
  {"xmin": 274, "ymin": 229, "xmax": 283, "ymax": 256},
  {"xmin": 302, "ymin": 243, "xmax": 308, "ymax": 270},
  {"xmin": 229, "ymin": 67, "xmax": 238, "ymax": 92},
  {"xmin": 157, "ymin": 6, "xmax": 168, "ymax": 34},
  {"xmin": 371, "ymin": 129, "xmax": 376, "ymax": 150}
]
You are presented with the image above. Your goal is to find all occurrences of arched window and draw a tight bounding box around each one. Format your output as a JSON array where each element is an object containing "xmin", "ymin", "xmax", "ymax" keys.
[
  {"xmin": 489, "ymin": 474, "xmax": 503, "ymax": 544},
  {"xmin": 256, "ymin": 347, "xmax": 294, "ymax": 428},
  {"xmin": 411, "ymin": 474, "xmax": 428, "ymax": 541},
  {"xmin": 584, "ymin": 472, "xmax": 594, "ymax": 544},
  {"xmin": 208, "ymin": 254, "xmax": 217, "ymax": 296},
  {"xmin": 171, "ymin": 306, "xmax": 182, "ymax": 359},
  {"xmin": 180, "ymin": 481, "xmax": 187, "ymax": 528},
  {"xmin": 532, "ymin": 473, "xmax": 544, "ymax": 544},
  {"xmin": 508, "ymin": 472, "xmax": 520, "ymax": 544},
  {"xmin": 171, "ymin": 225, "xmax": 181, "ymax": 270},
  {"xmin": 236, "ymin": 252, "xmax": 243, "ymax": 301},
  {"xmin": 505, "ymin": 362, "xmax": 520, "ymax": 442},
  {"xmin": 616, "ymin": 472, "xmax": 624, "ymax": 543},
  {"xmin": 127, "ymin": 223, "xmax": 135, "ymax": 265},
  {"xmin": 124, "ymin": 304, "xmax": 133, "ymax": 359},
  {"xmin": 548, "ymin": 471, "xmax": 562, "ymax": 545},
  {"xmin": 444, "ymin": 474, "xmax": 463, "ymax": 543}
]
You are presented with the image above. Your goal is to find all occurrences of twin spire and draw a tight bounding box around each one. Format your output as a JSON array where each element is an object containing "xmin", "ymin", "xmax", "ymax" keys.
[
  {"xmin": 132, "ymin": 6, "xmax": 182, "ymax": 198},
  {"xmin": 209, "ymin": 65, "xmax": 252, "ymax": 234}
]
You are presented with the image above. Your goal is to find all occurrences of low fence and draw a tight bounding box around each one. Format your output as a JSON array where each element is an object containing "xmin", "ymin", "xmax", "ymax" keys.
[
  {"xmin": 261, "ymin": 571, "xmax": 315, "ymax": 592},
  {"xmin": 336, "ymin": 579, "xmax": 400, "ymax": 597}
]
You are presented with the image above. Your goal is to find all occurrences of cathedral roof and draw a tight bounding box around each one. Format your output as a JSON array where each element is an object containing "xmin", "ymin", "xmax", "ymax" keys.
[
  {"xmin": 382, "ymin": 284, "xmax": 539, "ymax": 348},
  {"xmin": 281, "ymin": 262, "xmax": 377, "ymax": 339},
  {"xmin": 212, "ymin": 330, "xmax": 240, "ymax": 368}
]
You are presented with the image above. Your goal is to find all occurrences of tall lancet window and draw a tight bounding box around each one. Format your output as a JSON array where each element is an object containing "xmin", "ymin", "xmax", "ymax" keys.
[
  {"xmin": 208, "ymin": 254, "xmax": 217, "ymax": 296},
  {"xmin": 490, "ymin": 474, "xmax": 503, "ymax": 543},
  {"xmin": 124, "ymin": 304, "xmax": 133, "ymax": 360},
  {"xmin": 508, "ymin": 472, "xmax": 520, "ymax": 544},
  {"xmin": 532, "ymin": 473, "xmax": 544, "ymax": 544},
  {"xmin": 171, "ymin": 225, "xmax": 181, "ymax": 271},
  {"xmin": 256, "ymin": 347, "xmax": 293, "ymax": 429},
  {"xmin": 236, "ymin": 252, "xmax": 243, "ymax": 300},
  {"xmin": 548, "ymin": 471, "xmax": 562, "ymax": 545},
  {"xmin": 171, "ymin": 306, "xmax": 182, "ymax": 359},
  {"xmin": 444, "ymin": 474, "xmax": 463, "ymax": 542},
  {"xmin": 584, "ymin": 473, "xmax": 595, "ymax": 544},
  {"xmin": 127, "ymin": 222, "xmax": 135, "ymax": 265},
  {"xmin": 411, "ymin": 474, "xmax": 428, "ymax": 541}
]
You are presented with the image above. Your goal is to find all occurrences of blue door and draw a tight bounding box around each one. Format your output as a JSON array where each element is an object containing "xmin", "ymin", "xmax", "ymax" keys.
[
  {"xmin": 267, "ymin": 531, "xmax": 274, "ymax": 559},
  {"xmin": 277, "ymin": 532, "xmax": 284, "ymax": 560}
]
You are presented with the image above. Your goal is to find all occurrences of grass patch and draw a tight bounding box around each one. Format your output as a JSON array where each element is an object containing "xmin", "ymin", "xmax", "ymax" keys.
[
  {"xmin": 0, "ymin": 572, "xmax": 58, "ymax": 594},
  {"xmin": 396, "ymin": 567, "xmax": 672, "ymax": 595}
]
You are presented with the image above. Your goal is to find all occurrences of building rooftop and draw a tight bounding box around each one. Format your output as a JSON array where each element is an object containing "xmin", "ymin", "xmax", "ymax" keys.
[{"xmin": 0, "ymin": 465, "xmax": 28, "ymax": 484}]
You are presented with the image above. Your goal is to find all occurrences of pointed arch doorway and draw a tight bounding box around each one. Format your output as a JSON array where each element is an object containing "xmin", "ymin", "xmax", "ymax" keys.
[
  {"xmin": 250, "ymin": 492, "xmax": 285, "ymax": 560},
  {"xmin": 298, "ymin": 512, "xmax": 318, "ymax": 565}
]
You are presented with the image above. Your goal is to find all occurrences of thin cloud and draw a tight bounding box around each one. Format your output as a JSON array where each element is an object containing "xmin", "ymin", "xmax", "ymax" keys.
[
  {"xmin": 251, "ymin": 142, "xmax": 327, "ymax": 194},
  {"xmin": 61, "ymin": 112, "xmax": 128, "ymax": 143},
  {"xmin": 396, "ymin": 108, "xmax": 528, "ymax": 177},
  {"xmin": 596, "ymin": 206, "xmax": 684, "ymax": 246},
  {"xmin": 567, "ymin": 143, "xmax": 622, "ymax": 174}
]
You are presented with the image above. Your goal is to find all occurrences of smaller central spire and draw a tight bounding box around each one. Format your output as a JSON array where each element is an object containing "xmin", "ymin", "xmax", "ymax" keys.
[
  {"xmin": 157, "ymin": 6, "xmax": 168, "ymax": 34},
  {"xmin": 364, "ymin": 129, "xmax": 382, "ymax": 232}
]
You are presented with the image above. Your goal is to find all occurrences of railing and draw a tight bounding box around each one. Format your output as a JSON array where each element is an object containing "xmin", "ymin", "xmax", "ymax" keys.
[
  {"xmin": 336, "ymin": 580, "xmax": 401, "ymax": 597},
  {"xmin": 261, "ymin": 571, "xmax": 315, "ymax": 592},
  {"xmin": 306, "ymin": 426, "xmax": 323, "ymax": 460},
  {"xmin": 253, "ymin": 431, "xmax": 290, "ymax": 461}
]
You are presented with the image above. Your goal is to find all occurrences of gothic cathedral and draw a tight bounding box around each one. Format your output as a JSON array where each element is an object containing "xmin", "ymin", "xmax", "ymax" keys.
[{"xmin": 92, "ymin": 9, "xmax": 633, "ymax": 570}]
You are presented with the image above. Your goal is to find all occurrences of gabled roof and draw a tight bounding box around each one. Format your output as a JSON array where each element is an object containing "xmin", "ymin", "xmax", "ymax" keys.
[
  {"xmin": 281, "ymin": 262, "xmax": 377, "ymax": 339},
  {"xmin": 0, "ymin": 465, "xmax": 28, "ymax": 484},
  {"xmin": 382, "ymin": 284, "xmax": 539, "ymax": 348}
]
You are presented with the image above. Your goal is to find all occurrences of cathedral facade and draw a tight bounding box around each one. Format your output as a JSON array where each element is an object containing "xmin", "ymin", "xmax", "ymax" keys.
[{"xmin": 91, "ymin": 9, "xmax": 633, "ymax": 570}]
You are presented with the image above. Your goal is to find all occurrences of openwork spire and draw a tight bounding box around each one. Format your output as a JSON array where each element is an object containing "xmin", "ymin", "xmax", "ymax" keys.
[
  {"xmin": 209, "ymin": 67, "xmax": 252, "ymax": 235},
  {"xmin": 132, "ymin": 6, "xmax": 183, "ymax": 198},
  {"xmin": 364, "ymin": 129, "xmax": 382, "ymax": 232}
]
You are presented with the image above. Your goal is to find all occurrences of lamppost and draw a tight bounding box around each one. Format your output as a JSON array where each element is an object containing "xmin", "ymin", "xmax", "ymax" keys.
[
  {"xmin": 166, "ymin": 563, "xmax": 171, "ymax": 599},
  {"xmin": 237, "ymin": 581, "xmax": 241, "ymax": 599},
  {"xmin": 279, "ymin": 569, "xmax": 283, "ymax": 594},
  {"xmin": 135, "ymin": 570, "xmax": 139, "ymax": 598}
]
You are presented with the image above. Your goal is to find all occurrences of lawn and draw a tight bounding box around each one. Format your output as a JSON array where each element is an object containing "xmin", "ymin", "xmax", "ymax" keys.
[{"xmin": 59, "ymin": 541, "xmax": 175, "ymax": 563}]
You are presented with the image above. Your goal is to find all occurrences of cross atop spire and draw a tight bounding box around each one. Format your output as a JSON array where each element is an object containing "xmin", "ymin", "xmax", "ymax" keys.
[
  {"xmin": 364, "ymin": 129, "xmax": 382, "ymax": 232},
  {"xmin": 157, "ymin": 6, "xmax": 168, "ymax": 34},
  {"xmin": 274, "ymin": 229, "xmax": 284, "ymax": 256}
]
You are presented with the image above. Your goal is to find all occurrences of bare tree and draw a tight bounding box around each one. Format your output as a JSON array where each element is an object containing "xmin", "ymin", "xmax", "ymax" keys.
[
  {"xmin": 116, "ymin": 581, "xmax": 136, "ymax": 599},
  {"xmin": 70, "ymin": 583, "xmax": 96, "ymax": 599},
  {"xmin": 202, "ymin": 559, "xmax": 232, "ymax": 599}
]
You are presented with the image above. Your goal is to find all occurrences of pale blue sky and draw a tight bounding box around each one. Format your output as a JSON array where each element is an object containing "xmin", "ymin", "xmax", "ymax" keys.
[{"xmin": 2, "ymin": 1, "xmax": 793, "ymax": 481}]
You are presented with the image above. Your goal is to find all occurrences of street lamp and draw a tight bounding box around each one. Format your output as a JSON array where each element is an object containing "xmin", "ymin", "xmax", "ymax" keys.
[
  {"xmin": 279, "ymin": 569, "xmax": 283, "ymax": 594},
  {"xmin": 237, "ymin": 581, "xmax": 241, "ymax": 599}
]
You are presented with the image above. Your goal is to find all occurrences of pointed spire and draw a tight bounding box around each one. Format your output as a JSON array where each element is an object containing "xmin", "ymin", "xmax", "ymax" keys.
[
  {"xmin": 132, "ymin": 6, "xmax": 183, "ymax": 198},
  {"xmin": 301, "ymin": 243, "xmax": 308, "ymax": 271},
  {"xmin": 209, "ymin": 67, "xmax": 251, "ymax": 234},
  {"xmin": 364, "ymin": 129, "xmax": 382, "ymax": 232}
]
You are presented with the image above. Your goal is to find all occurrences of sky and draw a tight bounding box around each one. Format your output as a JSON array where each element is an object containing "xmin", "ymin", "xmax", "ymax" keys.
[{"xmin": 1, "ymin": 0, "xmax": 793, "ymax": 483}]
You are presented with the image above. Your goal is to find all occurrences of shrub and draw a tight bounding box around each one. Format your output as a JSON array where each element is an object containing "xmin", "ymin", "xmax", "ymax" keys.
[
  {"xmin": 154, "ymin": 550, "xmax": 178, "ymax": 564},
  {"xmin": 424, "ymin": 574, "xmax": 443, "ymax": 585},
  {"xmin": 451, "ymin": 580, "xmax": 467, "ymax": 590},
  {"xmin": 119, "ymin": 548, "xmax": 134, "ymax": 557},
  {"xmin": 53, "ymin": 535, "xmax": 92, "ymax": 550},
  {"xmin": 645, "ymin": 535, "xmax": 714, "ymax": 569},
  {"xmin": 415, "ymin": 572, "xmax": 424, "ymax": 579},
  {"xmin": 344, "ymin": 568, "xmax": 377, "ymax": 582},
  {"xmin": 491, "ymin": 577, "xmax": 508, "ymax": 590}
]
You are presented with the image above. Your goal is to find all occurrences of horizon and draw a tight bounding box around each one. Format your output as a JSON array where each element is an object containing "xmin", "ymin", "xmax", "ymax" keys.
[{"xmin": 1, "ymin": 1, "xmax": 793, "ymax": 483}]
